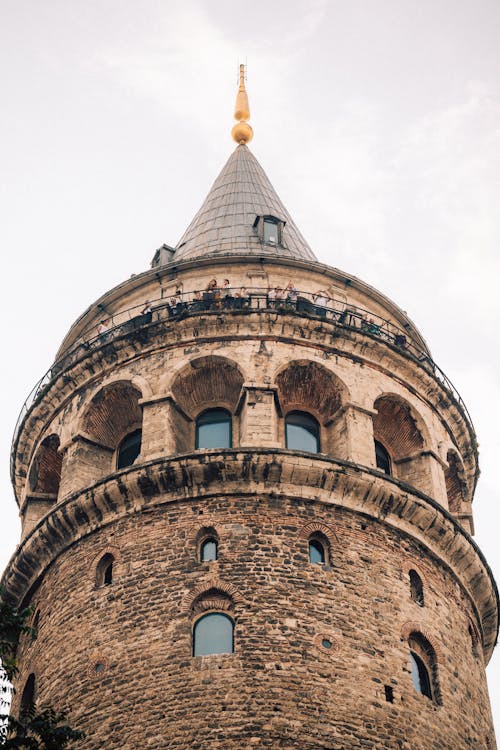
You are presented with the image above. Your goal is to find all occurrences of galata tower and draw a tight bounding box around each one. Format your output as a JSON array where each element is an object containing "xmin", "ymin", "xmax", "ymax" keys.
[{"xmin": 3, "ymin": 68, "xmax": 498, "ymax": 749}]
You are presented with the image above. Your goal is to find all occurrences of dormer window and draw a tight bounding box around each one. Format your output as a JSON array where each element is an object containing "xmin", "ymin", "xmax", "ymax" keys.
[{"xmin": 254, "ymin": 215, "xmax": 285, "ymax": 246}]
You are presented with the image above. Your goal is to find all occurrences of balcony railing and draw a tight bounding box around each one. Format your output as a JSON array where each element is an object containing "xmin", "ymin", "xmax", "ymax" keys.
[{"xmin": 10, "ymin": 287, "xmax": 476, "ymax": 482}]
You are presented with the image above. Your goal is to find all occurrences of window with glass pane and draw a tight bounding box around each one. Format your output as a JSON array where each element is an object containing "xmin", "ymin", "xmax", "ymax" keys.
[
  {"xmin": 117, "ymin": 429, "xmax": 142, "ymax": 469},
  {"xmin": 193, "ymin": 613, "xmax": 234, "ymax": 656},
  {"xmin": 410, "ymin": 651, "xmax": 432, "ymax": 699},
  {"xmin": 375, "ymin": 440, "xmax": 391, "ymax": 475},
  {"xmin": 200, "ymin": 538, "xmax": 218, "ymax": 562},
  {"xmin": 196, "ymin": 409, "xmax": 232, "ymax": 449},
  {"xmin": 309, "ymin": 539, "xmax": 325, "ymax": 564},
  {"xmin": 263, "ymin": 218, "xmax": 279, "ymax": 244},
  {"xmin": 285, "ymin": 411, "xmax": 320, "ymax": 453}
]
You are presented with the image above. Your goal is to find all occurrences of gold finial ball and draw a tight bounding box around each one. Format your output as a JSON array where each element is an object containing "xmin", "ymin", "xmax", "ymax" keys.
[{"xmin": 232, "ymin": 121, "xmax": 253, "ymax": 145}]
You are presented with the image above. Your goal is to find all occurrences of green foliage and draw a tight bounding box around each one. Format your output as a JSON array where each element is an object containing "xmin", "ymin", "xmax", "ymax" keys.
[
  {"xmin": 1, "ymin": 707, "xmax": 84, "ymax": 749},
  {"xmin": 0, "ymin": 591, "xmax": 83, "ymax": 749}
]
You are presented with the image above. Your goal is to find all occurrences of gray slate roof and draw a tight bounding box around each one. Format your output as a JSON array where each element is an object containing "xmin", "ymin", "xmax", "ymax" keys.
[{"xmin": 173, "ymin": 144, "xmax": 317, "ymax": 262}]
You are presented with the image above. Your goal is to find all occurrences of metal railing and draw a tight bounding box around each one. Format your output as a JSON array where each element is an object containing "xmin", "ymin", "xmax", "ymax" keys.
[{"xmin": 11, "ymin": 287, "xmax": 476, "ymax": 482}]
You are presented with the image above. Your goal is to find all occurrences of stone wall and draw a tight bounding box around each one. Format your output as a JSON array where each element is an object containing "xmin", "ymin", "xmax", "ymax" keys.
[{"xmin": 13, "ymin": 494, "xmax": 496, "ymax": 749}]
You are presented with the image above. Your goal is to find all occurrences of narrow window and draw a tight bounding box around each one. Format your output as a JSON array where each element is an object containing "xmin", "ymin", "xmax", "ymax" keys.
[
  {"xmin": 410, "ymin": 651, "xmax": 432, "ymax": 699},
  {"xmin": 285, "ymin": 411, "xmax": 320, "ymax": 453},
  {"xmin": 196, "ymin": 408, "xmax": 232, "ymax": 449},
  {"xmin": 409, "ymin": 569, "xmax": 424, "ymax": 606},
  {"xmin": 20, "ymin": 673, "xmax": 36, "ymax": 717},
  {"xmin": 384, "ymin": 685, "xmax": 394, "ymax": 703},
  {"xmin": 309, "ymin": 539, "xmax": 326, "ymax": 565},
  {"xmin": 193, "ymin": 613, "xmax": 234, "ymax": 656},
  {"xmin": 200, "ymin": 538, "xmax": 218, "ymax": 562},
  {"xmin": 117, "ymin": 429, "xmax": 142, "ymax": 469},
  {"xmin": 96, "ymin": 553, "xmax": 115, "ymax": 587},
  {"xmin": 375, "ymin": 440, "xmax": 391, "ymax": 475},
  {"xmin": 408, "ymin": 632, "xmax": 439, "ymax": 703}
]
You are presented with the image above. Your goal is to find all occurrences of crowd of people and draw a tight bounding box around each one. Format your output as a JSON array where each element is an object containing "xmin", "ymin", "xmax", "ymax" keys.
[{"xmin": 95, "ymin": 279, "xmax": 407, "ymax": 351}]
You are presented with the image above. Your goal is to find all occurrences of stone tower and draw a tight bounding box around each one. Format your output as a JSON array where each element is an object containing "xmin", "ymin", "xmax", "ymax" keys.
[{"xmin": 3, "ymin": 68, "xmax": 498, "ymax": 749}]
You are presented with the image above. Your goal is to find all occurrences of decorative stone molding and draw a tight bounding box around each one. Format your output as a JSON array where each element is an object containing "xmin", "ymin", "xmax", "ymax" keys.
[
  {"xmin": 3, "ymin": 450, "xmax": 496, "ymax": 660},
  {"xmin": 182, "ymin": 579, "xmax": 244, "ymax": 613}
]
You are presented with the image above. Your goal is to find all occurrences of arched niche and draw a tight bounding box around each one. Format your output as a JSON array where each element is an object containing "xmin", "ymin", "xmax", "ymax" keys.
[
  {"xmin": 276, "ymin": 361, "xmax": 348, "ymax": 458},
  {"xmin": 373, "ymin": 395, "xmax": 430, "ymax": 492},
  {"xmin": 64, "ymin": 381, "xmax": 144, "ymax": 488},
  {"xmin": 445, "ymin": 450, "xmax": 467, "ymax": 515},
  {"xmin": 170, "ymin": 357, "xmax": 244, "ymax": 452},
  {"xmin": 82, "ymin": 381, "xmax": 143, "ymax": 450},
  {"xmin": 28, "ymin": 434, "xmax": 62, "ymax": 496}
]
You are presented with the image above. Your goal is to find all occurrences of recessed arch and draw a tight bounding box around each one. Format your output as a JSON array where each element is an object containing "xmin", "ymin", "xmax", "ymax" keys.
[
  {"xmin": 81, "ymin": 381, "xmax": 143, "ymax": 450},
  {"xmin": 373, "ymin": 394, "xmax": 432, "ymax": 491},
  {"xmin": 275, "ymin": 360, "xmax": 348, "ymax": 422},
  {"xmin": 170, "ymin": 356, "xmax": 244, "ymax": 419},
  {"xmin": 373, "ymin": 395, "xmax": 426, "ymax": 459},
  {"xmin": 19, "ymin": 673, "xmax": 36, "ymax": 717},
  {"xmin": 28, "ymin": 434, "xmax": 62, "ymax": 495},
  {"xmin": 407, "ymin": 631, "xmax": 441, "ymax": 704},
  {"xmin": 445, "ymin": 449, "xmax": 467, "ymax": 514}
]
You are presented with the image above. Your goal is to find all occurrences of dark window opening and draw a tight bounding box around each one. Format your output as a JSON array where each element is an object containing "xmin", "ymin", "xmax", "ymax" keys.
[
  {"xmin": 196, "ymin": 408, "xmax": 232, "ymax": 449},
  {"xmin": 193, "ymin": 613, "xmax": 234, "ymax": 656},
  {"xmin": 409, "ymin": 569, "xmax": 424, "ymax": 606},
  {"xmin": 410, "ymin": 650, "xmax": 432, "ymax": 699},
  {"xmin": 286, "ymin": 411, "xmax": 320, "ymax": 453},
  {"xmin": 96, "ymin": 553, "xmax": 115, "ymax": 587},
  {"xmin": 384, "ymin": 685, "xmax": 394, "ymax": 703},
  {"xmin": 309, "ymin": 539, "xmax": 326, "ymax": 565},
  {"xmin": 20, "ymin": 674, "xmax": 36, "ymax": 717},
  {"xmin": 200, "ymin": 538, "xmax": 218, "ymax": 562},
  {"xmin": 117, "ymin": 429, "xmax": 142, "ymax": 469},
  {"xmin": 375, "ymin": 440, "xmax": 391, "ymax": 475}
]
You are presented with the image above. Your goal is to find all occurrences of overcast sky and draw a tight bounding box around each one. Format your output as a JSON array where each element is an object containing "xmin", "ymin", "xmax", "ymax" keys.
[{"xmin": 1, "ymin": 0, "xmax": 500, "ymax": 732}]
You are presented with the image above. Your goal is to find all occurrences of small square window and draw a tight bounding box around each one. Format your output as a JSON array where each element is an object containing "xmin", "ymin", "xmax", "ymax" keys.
[{"xmin": 255, "ymin": 215, "xmax": 285, "ymax": 246}]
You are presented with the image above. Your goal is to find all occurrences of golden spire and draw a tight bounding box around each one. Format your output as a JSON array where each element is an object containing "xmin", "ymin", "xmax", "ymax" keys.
[{"xmin": 231, "ymin": 64, "xmax": 253, "ymax": 145}]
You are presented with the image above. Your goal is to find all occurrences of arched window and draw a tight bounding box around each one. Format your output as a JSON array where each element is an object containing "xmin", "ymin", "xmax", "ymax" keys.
[
  {"xmin": 200, "ymin": 538, "xmax": 218, "ymax": 562},
  {"xmin": 309, "ymin": 538, "xmax": 326, "ymax": 565},
  {"xmin": 375, "ymin": 440, "xmax": 391, "ymax": 475},
  {"xmin": 408, "ymin": 632, "xmax": 440, "ymax": 703},
  {"xmin": 409, "ymin": 569, "xmax": 424, "ymax": 606},
  {"xmin": 20, "ymin": 673, "xmax": 36, "ymax": 717},
  {"xmin": 193, "ymin": 613, "xmax": 234, "ymax": 656},
  {"xmin": 410, "ymin": 651, "xmax": 432, "ymax": 698},
  {"xmin": 117, "ymin": 429, "xmax": 142, "ymax": 469},
  {"xmin": 285, "ymin": 411, "xmax": 320, "ymax": 453},
  {"xmin": 195, "ymin": 408, "xmax": 232, "ymax": 449},
  {"xmin": 96, "ymin": 553, "xmax": 114, "ymax": 587}
]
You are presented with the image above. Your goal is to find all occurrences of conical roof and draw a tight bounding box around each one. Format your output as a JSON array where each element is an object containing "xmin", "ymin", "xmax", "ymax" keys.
[{"xmin": 173, "ymin": 144, "xmax": 317, "ymax": 262}]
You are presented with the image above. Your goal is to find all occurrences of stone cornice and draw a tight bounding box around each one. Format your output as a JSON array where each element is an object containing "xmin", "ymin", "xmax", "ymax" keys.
[{"xmin": 2, "ymin": 450, "xmax": 497, "ymax": 662}]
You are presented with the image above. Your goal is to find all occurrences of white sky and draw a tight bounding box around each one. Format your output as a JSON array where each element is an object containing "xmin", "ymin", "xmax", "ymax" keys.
[{"xmin": 1, "ymin": 0, "xmax": 499, "ymax": 733}]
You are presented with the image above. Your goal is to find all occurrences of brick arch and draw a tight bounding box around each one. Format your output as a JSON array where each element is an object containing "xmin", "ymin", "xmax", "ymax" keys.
[
  {"xmin": 170, "ymin": 356, "xmax": 244, "ymax": 419},
  {"xmin": 445, "ymin": 450, "xmax": 467, "ymax": 514},
  {"xmin": 401, "ymin": 621, "xmax": 442, "ymax": 662},
  {"xmin": 373, "ymin": 394, "xmax": 427, "ymax": 460},
  {"xmin": 182, "ymin": 579, "xmax": 244, "ymax": 613},
  {"xmin": 275, "ymin": 360, "xmax": 348, "ymax": 422},
  {"xmin": 81, "ymin": 381, "xmax": 143, "ymax": 449},
  {"xmin": 299, "ymin": 521, "xmax": 339, "ymax": 545},
  {"xmin": 401, "ymin": 561, "xmax": 429, "ymax": 589},
  {"xmin": 28, "ymin": 434, "xmax": 62, "ymax": 494}
]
